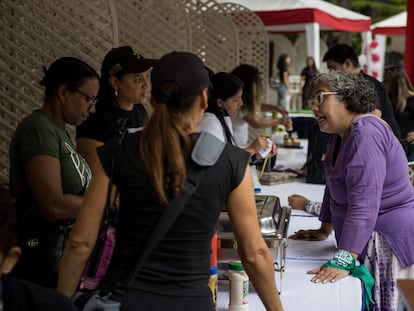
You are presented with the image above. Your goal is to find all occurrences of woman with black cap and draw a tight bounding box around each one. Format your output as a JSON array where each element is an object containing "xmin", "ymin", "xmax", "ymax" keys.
[
  {"xmin": 58, "ymin": 51, "xmax": 284, "ymax": 311},
  {"xmin": 76, "ymin": 45, "xmax": 155, "ymax": 172}
]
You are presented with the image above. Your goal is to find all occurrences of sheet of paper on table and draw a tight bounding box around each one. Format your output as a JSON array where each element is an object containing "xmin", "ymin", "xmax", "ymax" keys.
[{"xmin": 287, "ymin": 216, "xmax": 337, "ymax": 261}]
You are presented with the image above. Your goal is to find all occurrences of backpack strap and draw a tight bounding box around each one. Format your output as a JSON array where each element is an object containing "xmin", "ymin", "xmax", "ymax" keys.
[{"xmin": 192, "ymin": 131, "xmax": 225, "ymax": 166}]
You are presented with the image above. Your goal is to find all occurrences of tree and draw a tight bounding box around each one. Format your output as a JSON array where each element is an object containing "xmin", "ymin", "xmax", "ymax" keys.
[
  {"xmin": 323, "ymin": 0, "xmax": 406, "ymax": 52},
  {"xmin": 352, "ymin": 0, "xmax": 406, "ymax": 22}
]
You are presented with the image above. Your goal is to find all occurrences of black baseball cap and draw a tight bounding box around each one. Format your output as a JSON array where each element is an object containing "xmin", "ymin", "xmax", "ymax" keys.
[
  {"xmin": 101, "ymin": 46, "xmax": 155, "ymax": 77},
  {"xmin": 151, "ymin": 51, "xmax": 210, "ymax": 100}
]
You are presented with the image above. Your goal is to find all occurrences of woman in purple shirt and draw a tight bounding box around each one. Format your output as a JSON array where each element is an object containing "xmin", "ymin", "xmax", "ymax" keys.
[{"xmin": 291, "ymin": 71, "xmax": 414, "ymax": 311}]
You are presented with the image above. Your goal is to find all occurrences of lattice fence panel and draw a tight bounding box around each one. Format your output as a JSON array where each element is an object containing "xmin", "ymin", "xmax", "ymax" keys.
[
  {"xmin": 0, "ymin": 0, "xmax": 264, "ymax": 185},
  {"xmin": 181, "ymin": 0, "xmax": 239, "ymax": 73},
  {"xmin": 0, "ymin": 0, "xmax": 114, "ymax": 185},
  {"xmin": 219, "ymin": 2, "xmax": 271, "ymax": 143},
  {"xmin": 114, "ymin": 0, "xmax": 191, "ymax": 59},
  {"xmin": 220, "ymin": 2, "xmax": 269, "ymax": 91}
]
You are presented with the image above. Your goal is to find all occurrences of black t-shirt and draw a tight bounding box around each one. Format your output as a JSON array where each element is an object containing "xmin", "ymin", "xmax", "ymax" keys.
[
  {"xmin": 76, "ymin": 103, "xmax": 148, "ymax": 143},
  {"xmin": 394, "ymin": 96, "xmax": 414, "ymax": 137},
  {"xmin": 361, "ymin": 72, "xmax": 401, "ymax": 137},
  {"xmin": 278, "ymin": 64, "xmax": 288, "ymax": 86},
  {"xmin": 96, "ymin": 132, "xmax": 249, "ymax": 297},
  {"xmin": 300, "ymin": 67, "xmax": 317, "ymax": 86},
  {"xmin": 300, "ymin": 67, "xmax": 318, "ymax": 103},
  {"xmin": 2, "ymin": 275, "xmax": 77, "ymax": 311},
  {"xmin": 395, "ymin": 96, "xmax": 414, "ymax": 156}
]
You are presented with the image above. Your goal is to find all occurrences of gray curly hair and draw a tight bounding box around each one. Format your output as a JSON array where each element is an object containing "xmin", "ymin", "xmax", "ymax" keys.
[{"xmin": 308, "ymin": 71, "xmax": 378, "ymax": 113}]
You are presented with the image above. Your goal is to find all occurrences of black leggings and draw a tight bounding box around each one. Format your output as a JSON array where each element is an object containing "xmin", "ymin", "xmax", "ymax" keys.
[{"xmin": 121, "ymin": 289, "xmax": 214, "ymax": 311}]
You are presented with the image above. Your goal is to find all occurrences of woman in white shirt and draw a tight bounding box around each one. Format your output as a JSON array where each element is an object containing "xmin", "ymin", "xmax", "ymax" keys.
[
  {"xmin": 198, "ymin": 72, "xmax": 274, "ymax": 159},
  {"xmin": 231, "ymin": 64, "xmax": 291, "ymax": 148}
]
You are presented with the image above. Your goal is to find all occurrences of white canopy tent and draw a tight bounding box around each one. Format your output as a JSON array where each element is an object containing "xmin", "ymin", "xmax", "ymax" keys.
[
  {"xmin": 372, "ymin": 11, "xmax": 407, "ymax": 35},
  {"xmin": 215, "ymin": 0, "xmax": 371, "ymax": 69},
  {"xmin": 371, "ymin": 11, "xmax": 407, "ymax": 79}
]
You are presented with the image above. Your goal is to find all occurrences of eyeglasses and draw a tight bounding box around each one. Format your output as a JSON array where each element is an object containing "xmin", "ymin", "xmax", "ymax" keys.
[
  {"xmin": 308, "ymin": 91, "xmax": 338, "ymax": 107},
  {"xmin": 74, "ymin": 89, "xmax": 98, "ymax": 110}
]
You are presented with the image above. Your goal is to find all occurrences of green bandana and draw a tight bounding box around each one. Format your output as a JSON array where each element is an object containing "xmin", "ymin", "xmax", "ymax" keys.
[{"xmin": 322, "ymin": 249, "xmax": 374, "ymax": 311}]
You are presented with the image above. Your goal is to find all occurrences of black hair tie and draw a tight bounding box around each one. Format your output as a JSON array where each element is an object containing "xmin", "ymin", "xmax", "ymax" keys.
[{"xmin": 155, "ymin": 92, "xmax": 178, "ymax": 106}]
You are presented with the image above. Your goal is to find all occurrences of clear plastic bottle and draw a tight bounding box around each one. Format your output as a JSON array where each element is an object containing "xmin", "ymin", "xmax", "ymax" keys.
[
  {"xmin": 283, "ymin": 132, "xmax": 291, "ymax": 145},
  {"xmin": 272, "ymin": 129, "xmax": 285, "ymax": 145},
  {"xmin": 228, "ymin": 261, "xmax": 249, "ymax": 311},
  {"xmin": 250, "ymin": 165, "xmax": 261, "ymax": 193},
  {"xmin": 208, "ymin": 266, "xmax": 218, "ymax": 310},
  {"xmin": 271, "ymin": 112, "xmax": 280, "ymax": 132}
]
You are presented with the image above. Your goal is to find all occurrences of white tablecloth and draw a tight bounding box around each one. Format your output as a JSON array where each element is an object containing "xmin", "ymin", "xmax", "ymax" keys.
[
  {"xmin": 218, "ymin": 258, "xmax": 363, "ymax": 311},
  {"xmin": 273, "ymin": 139, "xmax": 308, "ymax": 172}
]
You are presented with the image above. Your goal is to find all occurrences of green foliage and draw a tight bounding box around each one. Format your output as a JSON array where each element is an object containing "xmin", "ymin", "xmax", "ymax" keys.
[
  {"xmin": 325, "ymin": 0, "xmax": 406, "ymax": 22},
  {"xmin": 352, "ymin": 0, "xmax": 406, "ymax": 22},
  {"xmin": 322, "ymin": 0, "xmax": 407, "ymax": 50}
]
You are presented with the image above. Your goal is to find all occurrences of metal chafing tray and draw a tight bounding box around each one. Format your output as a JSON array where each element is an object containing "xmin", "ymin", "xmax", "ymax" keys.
[{"xmin": 217, "ymin": 195, "xmax": 291, "ymax": 281}]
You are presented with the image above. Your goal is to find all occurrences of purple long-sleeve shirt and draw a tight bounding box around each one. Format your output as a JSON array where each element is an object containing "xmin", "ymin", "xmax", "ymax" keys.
[{"xmin": 319, "ymin": 115, "xmax": 414, "ymax": 267}]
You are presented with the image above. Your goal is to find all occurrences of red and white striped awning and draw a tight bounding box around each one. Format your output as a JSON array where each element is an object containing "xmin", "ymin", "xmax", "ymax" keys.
[{"xmin": 216, "ymin": 0, "xmax": 371, "ymax": 33}]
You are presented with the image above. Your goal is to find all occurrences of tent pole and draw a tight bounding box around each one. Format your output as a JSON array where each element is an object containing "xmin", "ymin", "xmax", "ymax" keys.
[
  {"xmin": 361, "ymin": 31, "xmax": 371, "ymax": 75},
  {"xmin": 306, "ymin": 23, "xmax": 320, "ymax": 70},
  {"xmin": 375, "ymin": 35, "xmax": 386, "ymax": 80}
]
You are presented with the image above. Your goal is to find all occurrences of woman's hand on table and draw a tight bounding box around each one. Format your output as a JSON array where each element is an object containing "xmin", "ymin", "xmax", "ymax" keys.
[
  {"xmin": 290, "ymin": 221, "xmax": 333, "ymax": 240},
  {"xmin": 289, "ymin": 228, "xmax": 330, "ymax": 241},
  {"xmin": 287, "ymin": 194, "xmax": 308, "ymax": 210},
  {"xmin": 308, "ymin": 265, "xmax": 350, "ymax": 284}
]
